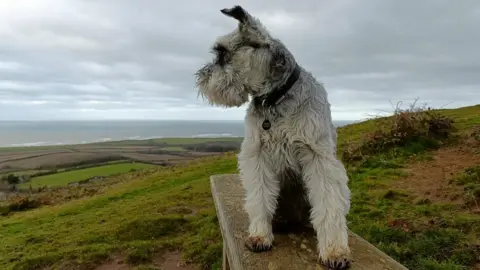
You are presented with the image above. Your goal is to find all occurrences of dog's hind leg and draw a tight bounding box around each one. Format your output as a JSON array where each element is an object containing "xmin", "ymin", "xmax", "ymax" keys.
[
  {"xmin": 298, "ymin": 146, "xmax": 352, "ymax": 269},
  {"xmin": 238, "ymin": 138, "xmax": 279, "ymax": 252}
]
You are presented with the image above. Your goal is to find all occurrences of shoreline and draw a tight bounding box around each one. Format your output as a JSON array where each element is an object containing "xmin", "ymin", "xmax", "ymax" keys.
[
  {"xmin": 0, "ymin": 120, "xmax": 358, "ymax": 149},
  {"xmin": 0, "ymin": 135, "xmax": 245, "ymax": 150}
]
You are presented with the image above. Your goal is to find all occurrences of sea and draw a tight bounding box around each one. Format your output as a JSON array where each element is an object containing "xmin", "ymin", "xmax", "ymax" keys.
[{"xmin": 0, "ymin": 120, "xmax": 355, "ymax": 148}]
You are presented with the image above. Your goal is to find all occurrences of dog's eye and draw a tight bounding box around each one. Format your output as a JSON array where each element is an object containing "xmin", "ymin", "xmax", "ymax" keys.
[
  {"xmin": 212, "ymin": 44, "xmax": 229, "ymax": 66},
  {"xmin": 248, "ymin": 42, "xmax": 261, "ymax": 49},
  {"xmin": 213, "ymin": 44, "xmax": 228, "ymax": 55}
]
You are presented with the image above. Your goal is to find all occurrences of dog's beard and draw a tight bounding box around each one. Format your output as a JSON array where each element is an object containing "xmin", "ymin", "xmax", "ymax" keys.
[{"xmin": 195, "ymin": 63, "xmax": 249, "ymax": 107}]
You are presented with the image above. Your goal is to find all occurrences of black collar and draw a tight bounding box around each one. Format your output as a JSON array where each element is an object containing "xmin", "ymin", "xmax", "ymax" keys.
[{"xmin": 253, "ymin": 63, "xmax": 301, "ymax": 108}]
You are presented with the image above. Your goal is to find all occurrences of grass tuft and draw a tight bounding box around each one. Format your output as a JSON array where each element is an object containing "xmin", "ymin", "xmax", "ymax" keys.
[
  {"xmin": 116, "ymin": 216, "xmax": 188, "ymax": 241},
  {"xmin": 125, "ymin": 244, "xmax": 157, "ymax": 265},
  {"xmin": 0, "ymin": 196, "xmax": 44, "ymax": 216},
  {"xmin": 454, "ymin": 166, "xmax": 480, "ymax": 208}
]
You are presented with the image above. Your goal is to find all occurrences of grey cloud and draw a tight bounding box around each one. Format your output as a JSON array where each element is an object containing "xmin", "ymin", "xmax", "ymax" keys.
[{"xmin": 0, "ymin": 0, "xmax": 479, "ymax": 120}]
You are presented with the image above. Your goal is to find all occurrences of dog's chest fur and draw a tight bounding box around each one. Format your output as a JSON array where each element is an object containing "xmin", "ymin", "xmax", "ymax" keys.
[
  {"xmin": 247, "ymin": 101, "xmax": 313, "ymax": 230},
  {"xmin": 246, "ymin": 94, "xmax": 306, "ymax": 175},
  {"xmin": 250, "ymin": 99, "xmax": 296, "ymax": 144}
]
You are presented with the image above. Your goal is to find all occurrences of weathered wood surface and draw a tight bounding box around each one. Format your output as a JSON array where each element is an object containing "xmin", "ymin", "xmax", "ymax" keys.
[{"xmin": 210, "ymin": 174, "xmax": 409, "ymax": 270}]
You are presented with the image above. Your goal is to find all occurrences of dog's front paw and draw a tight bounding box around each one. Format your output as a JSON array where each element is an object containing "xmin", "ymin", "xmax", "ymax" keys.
[
  {"xmin": 244, "ymin": 236, "xmax": 272, "ymax": 252},
  {"xmin": 323, "ymin": 256, "xmax": 351, "ymax": 270},
  {"xmin": 319, "ymin": 246, "xmax": 351, "ymax": 269}
]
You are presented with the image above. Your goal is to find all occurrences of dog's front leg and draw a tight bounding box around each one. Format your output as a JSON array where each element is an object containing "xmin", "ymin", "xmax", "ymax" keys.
[
  {"xmin": 238, "ymin": 141, "xmax": 279, "ymax": 252},
  {"xmin": 299, "ymin": 147, "xmax": 351, "ymax": 269}
]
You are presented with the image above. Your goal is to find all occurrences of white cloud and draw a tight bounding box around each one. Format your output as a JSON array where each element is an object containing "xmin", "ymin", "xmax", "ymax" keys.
[{"xmin": 0, "ymin": 0, "xmax": 478, "ymax": 120}]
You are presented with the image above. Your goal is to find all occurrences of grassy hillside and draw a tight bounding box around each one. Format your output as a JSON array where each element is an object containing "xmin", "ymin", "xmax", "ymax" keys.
[
  {"xmin": 338, "ymin": 104, "xmax": 480, "ymax": 270},
  {"xmin": 0, "ymin": 104, "xmax": 479, "ymax": 270},
  {"xmin": 1, "ymin": 154, "xmax": 237, "ymax": 270}
]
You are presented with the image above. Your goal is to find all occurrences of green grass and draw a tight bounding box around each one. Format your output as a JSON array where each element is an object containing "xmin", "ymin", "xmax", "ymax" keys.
[
  {"xmin": 18, "ymin": 163, "xmax": 156, "ymax": 189},
  {"xmin": 454, "ymin": 166, "xmax": 480, "ymax": 207},
  {"xmin": 336, "ymin": 104, "xmax": 480, "ymax": 269},
  {"xmin": 346, "ymin": 159, "xmax": 480, "ymax": 270},
  {"xmin": 0, "ymin": 154, "xmax": 237, "ymax": 270},
  {"xmin": 437, "ymin": 104, "xmax": 480, "ymax": 130}
]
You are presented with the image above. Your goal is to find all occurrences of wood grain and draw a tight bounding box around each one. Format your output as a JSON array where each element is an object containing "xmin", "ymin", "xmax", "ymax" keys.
[{"xmin": 210, "ymin": 174, "xmax": 409, "ymax": 270}]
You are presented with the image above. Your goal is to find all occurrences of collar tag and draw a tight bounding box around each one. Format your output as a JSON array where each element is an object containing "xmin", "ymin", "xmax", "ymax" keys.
[{"xmin": 262, "ymin": 119, "xmax": 271, "ymax": 130}]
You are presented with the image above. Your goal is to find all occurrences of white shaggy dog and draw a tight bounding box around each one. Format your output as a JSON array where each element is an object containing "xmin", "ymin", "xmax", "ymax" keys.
[{"xmin": 195, "ymin": 6, "xmax": 351, "ymax": 269}]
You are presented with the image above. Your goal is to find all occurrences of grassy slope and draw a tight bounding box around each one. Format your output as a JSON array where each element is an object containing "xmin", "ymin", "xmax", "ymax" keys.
[
  {"xmin": 0, "ymin": 105, "xmax": 479, "ymax": 270},
  {"xmin": 0, "ymin": 154, "xmax": 237, "ymax": 270},
  {"xmin": 340, "ymin": 105, "xmax": 480, "ymax": 270},
  {"xmin": 18, "ymin": 163, "xmax": 156, "ymax": 189}
]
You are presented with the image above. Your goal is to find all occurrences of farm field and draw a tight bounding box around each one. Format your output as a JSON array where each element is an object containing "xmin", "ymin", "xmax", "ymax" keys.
[
  {"xmin": 18, "ymin": 163, "xmax": 156, "ymax": 189},
  {"xmin": 0, "ymin": 137, "xmax": 243, "ymax": 176},
  {"xmin": 99, "ymin": 137, "xmax": 243, "ymax": 146}
]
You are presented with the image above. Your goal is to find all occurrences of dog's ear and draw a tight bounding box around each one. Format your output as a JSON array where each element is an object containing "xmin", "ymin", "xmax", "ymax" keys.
[
  {"xmin": 221, "ymin": 5, "xmax": 272, "ymax": 46},
  {"xmin": 271, "ymin": 49, "xmax": 288, "ymax": 77},
  {"xmin": 269, "ymin": 45, "xmax": 296, "ymax": 81},
  {"xmin": 220, "ymin": 5, "xmax": 248, "ymax": 23}
]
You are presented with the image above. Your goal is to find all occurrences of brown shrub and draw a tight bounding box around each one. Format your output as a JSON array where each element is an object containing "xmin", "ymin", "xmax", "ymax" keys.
[
  {"xmin": 1, "ymin": 196, "xmax": 43, "ymax": 215},
  {"xmin": 342, "ymin": 100, "xmax": 456, "ymax": 163},
  {"xmin": 469, "ymin": 125, "xmax": 480, "ymax": 141},
  {"xmin": 0, "ymin": 186, "xmax": 104, "ymax": 216}
]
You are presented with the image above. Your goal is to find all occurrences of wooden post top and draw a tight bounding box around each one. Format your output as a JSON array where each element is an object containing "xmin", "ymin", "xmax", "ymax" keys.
[{"xmin": 210, "ymin": 174, "xmax": 409, "ymax": 270}]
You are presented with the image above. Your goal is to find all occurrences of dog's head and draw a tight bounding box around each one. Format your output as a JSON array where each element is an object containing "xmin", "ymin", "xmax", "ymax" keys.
[{"xmin": 195, "ymin": 5, "xmax": 297, "ymax": 107}]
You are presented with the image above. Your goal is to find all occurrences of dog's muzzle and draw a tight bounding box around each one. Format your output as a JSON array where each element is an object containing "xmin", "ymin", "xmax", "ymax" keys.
[{"xmin": 195, "ymin": 63, "xmax": 214, "ymax": 81}]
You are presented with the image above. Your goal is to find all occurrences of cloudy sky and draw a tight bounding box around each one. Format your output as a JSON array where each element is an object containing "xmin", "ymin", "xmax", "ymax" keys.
[{"xmin": 1, "ymin": 0, "xmax": 479, "ymax": 121}]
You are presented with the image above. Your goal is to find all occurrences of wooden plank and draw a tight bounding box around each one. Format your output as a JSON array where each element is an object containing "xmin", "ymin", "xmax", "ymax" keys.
[
  {"xmin": 222, "ymin": 241, "xmax": 230, "ymax": 270},
  {"xmin": 210, "ymin": 174, "xmax": 409, "ymax": 270}
]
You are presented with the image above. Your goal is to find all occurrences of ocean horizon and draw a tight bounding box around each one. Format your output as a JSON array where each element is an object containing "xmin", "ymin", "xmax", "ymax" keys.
[{"xmin": 0, "ymin": 120, "xmax": 356, "ymax": 147}]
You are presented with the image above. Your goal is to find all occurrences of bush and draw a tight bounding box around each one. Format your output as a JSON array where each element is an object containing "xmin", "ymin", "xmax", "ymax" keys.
[
  {"xmin": 185, "ymin": 141, "xmax": 240, "ymax": 152},
  {"xmin": 29, "ymin": 170, "xmax": 57, "ymax": 178},
  {"xmin": 0, "ymin": 196, "xmax": 47, "ymax": 216},
  {"xmin": 35, "ymin": 155, "xmax": 126, "ymax": 170},
  {"xmin": 1, "ymin": 174, "xmax": 20, "ymax": 185},
  {"xmin": 342, "ymin": 100, "xmax": 455, "ymax": 163},
  {"xmin": 8, "ymin": 196, "xmax": 41, "ymax": 211},
  {"xmin": 455, "ymin": 166, "xmax": 480, "ymax": 207},
  {"xmin": 469, "ymin": 125, "xmax": 480, "ymax": 141}
]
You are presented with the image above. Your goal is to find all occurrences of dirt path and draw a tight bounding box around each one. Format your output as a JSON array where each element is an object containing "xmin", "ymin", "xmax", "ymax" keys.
[
  {"xmin": 94, "ymin": 251, "xmax": 200, "ymax": 270},
  {"xmin": 392, "ymin": 144, "xmax": 480, "ymax": 207},
  {"xmin": 153, "ymin": 251, "xmax": 200, "ymax": 270}
]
